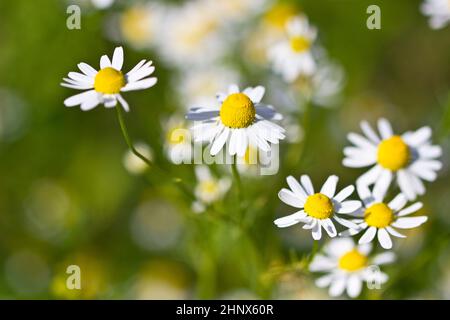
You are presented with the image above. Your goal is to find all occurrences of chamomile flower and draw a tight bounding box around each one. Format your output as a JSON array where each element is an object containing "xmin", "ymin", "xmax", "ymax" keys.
[
  {"xmin": 421, "ymin": 0, "xmax": 450, "ymax": 29},
  {"xmin": 274, "ymin": 175, "xmax": 361, "ymax": 240},
  {"xmin": 268, "ymin": 15, "xmax": 317, "ymax": 82},
  {"xmin": 186, "ymin": 85, "xmax": 285, "ymax": 157},
  {"xmin": 61, "ymin": 46, "xmax": 157, "ymax": 112},
  {"xmin": 341, "ymin": 185, "xmax": 427, "ymax": 250},
  {"xmin": 343, "ymin": 118, "xmax": 442, "ymax": 200},
  {"xmin": 159, "ymin": 1, "xmax": 224, "ymax": 68},
  {"xmin": 192, "ymin": 166, "xmax": 231, "ymax": 213},
  {"xmin": 164, "ymin": 116, "xmax": 192, "ymax": 164},
  {"xmin": 310, "ymin": 238, "xmax": 395, "ymax": 298}
]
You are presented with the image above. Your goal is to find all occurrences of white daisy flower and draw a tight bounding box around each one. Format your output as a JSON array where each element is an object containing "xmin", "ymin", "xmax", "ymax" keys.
[
  {"xmin": 421, "ymin": 0, "xmax": 450, "ymax": 29},
  {"xmin": 164, "ymin": 116, "xmax": 193, "ymax": 164},
  {"xmin": 343, "ymin": 118, "xmax": 442, "ymax": 200},
  {"xmin": 186, "ymin": 84, "xmax": 285, "ymax": 157},
  {"xmin": 61, "ymin": 46, "xmax": 157, "ymax": 112},
  {"xmin": 310, "ymin": 238, "xmax": 395, "ymax": 298},
  {"xmin": 341, "ymin": 184, "xmax": 428, "ymax": 250},
  {"xmin": 192, "ymin": 166, "xmax": 231, "ymax": 213},
  {"xmin": 158, "ymin": 1, "xmax": 225, "ymax": 68},
  {"xmin": 274, "ymin": 175, "xmax": 361, "ymax": 240},
  {"xmin": 123, "ymin": 142, "xmax": 153, "ymax": 175},
  {"xmin": 268, "ymin": 15, "xmax": 317, "ymax": 82}
]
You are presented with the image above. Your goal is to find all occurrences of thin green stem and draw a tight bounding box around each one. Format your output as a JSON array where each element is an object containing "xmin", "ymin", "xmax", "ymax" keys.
[
  {"xmin": 231, "ymin": 157, "xmax": 244, "ymax": 218},
  {"xmin": 115, "ymin": 105, "xmax": 153, "ymax": 167}
]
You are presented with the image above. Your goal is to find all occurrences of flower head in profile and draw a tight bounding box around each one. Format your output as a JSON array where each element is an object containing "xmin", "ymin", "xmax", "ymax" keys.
[
  {"xmin": 268, "ymin": 15, "xmax": 317, "ymax": 82},
  {"xmin": 421, "ymin": 0, "xmax": 450, "ymax": 29},
  {"xmin": 192, "ymin": 166, "xmax": 231, "ymax": 213},
  {"xmin": 61, "ymin": 46, "xmax": 157, "ymax": 112},
  {"xmin": 343, "ymin": 118, "xmax": 442, "ymax": 200},
  {"xmin": 310, "ymin": 238, "xmax": 395, "ymax": 298},
  {"xmin": 274, "ymin": 175, "xmax": 361, "ymax": 240},
  {"xmin": 186, "ymin": 85, "xmax": 285, "ymax": 157},
  {"xmin": 340, "ymin": 185, "xmax": 427, "ymax": 250}
]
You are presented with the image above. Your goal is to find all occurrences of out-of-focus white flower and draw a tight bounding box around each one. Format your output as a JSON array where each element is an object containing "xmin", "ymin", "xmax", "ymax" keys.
[
  {"xmin": 274, "ymin": 175, "xmax": 361, "ymax": 240},
  {"xmin": 192, "ymin": 166, "xmax": 231, "ymax": 213},
  {"xmin": 91, "ymin": 0, "xmax": 114, "ymax": 9},
  {"xmin": 340, "ymin": 185, "xmax": 427, "ymax": 250},
  {"xmin": 214, "ymin": 0, "xmax": 267, "ymax": 23},
  {"xmin": 61, "ymin": 47, "xmax": 157, "ymax": 112},
  {"xmin": 421, "ymin": 0, "xmax": 450, "ymax": 29},
  {"xmin": 310, "ymin": 238, "xmax": 395, "ymax": 298},
  {"xmin": 116, "ymin": 3, "xmax": 165, "ymax": 49},
  {"xmin": 343, "ymin": 118, "xmax": 442, "ymax": 200},
  {"xmin": 158, "ymin": 1, "xmax": 225, "ymax": 68},
  {"xmin": 163, "ymin": 116, "xmax": 192, "ymax": 164},
  {"xmin": 123, "ymin": 142, "xmax": 153, "ymax": 175},
  {"xmin": 186, "ymin": 85, "xmax": 285, "ymax": 157},
  {"xmin": 176, "ymin": 67, "xmax": 239, "ymax": 110},
  {"xmin": 268, "ymin": 15, "xmax": 317, "ymax": 82}
]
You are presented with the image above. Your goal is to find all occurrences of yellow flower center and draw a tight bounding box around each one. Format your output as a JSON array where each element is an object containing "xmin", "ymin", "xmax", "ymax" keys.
[
  {"xmin": 290, "ymin": 36, "xmax": 311, "ymax": 53},
  {"xmin": 219, "ymin": 93, "xmax": 256, "ymax": 128},
  {"xmin": 264, "ymin": 3, "xmax": 299, "ymax": 29},
  {"xmin": 304, "ymin": 193, "xmax": 334, "ymax": 219},
  {"xmin": 199, "ymin": 180, "xmax": 219, "ymax": 195},
  {"xmin": 364, "ymin": 202, "xmax": 394, "ymax": 228},
  {"xmin": 94, "ymin": 67, "xmax": 125, "ymax": 94},
  {"xmin": 338, "ymin": 249, "xmax": 368, "ymax": 272},
  {"xmin": 377, "ymin": 135, "xmax": 410, "ymax": 171}
]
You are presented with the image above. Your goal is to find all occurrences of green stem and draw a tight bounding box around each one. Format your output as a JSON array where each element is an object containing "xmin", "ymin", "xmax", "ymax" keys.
[{"xmin": 231, "ymin": 157, "xmax": 244, "ymax": 217}]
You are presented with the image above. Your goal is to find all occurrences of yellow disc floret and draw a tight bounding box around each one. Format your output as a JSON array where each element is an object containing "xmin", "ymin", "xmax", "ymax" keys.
[
  {"xmin": 94, "ymin": 67, "xmax": 125, "ymax": 94},
  {"xmin": 290, "ymin": 36, "xmax": 311, "ymax": 53},
  {"xmin": 377, "ymin": 135, "xmax": 410, "ymax": 171},
  {"xmin": 338, "ymin": 249, "xmax": 368, "ymax": 272},
  {"xmin": 220, "ymin": 93, "xmax": 256, "ymax": 128},
  {"xmin": 304, "ymin": 193, "xmax": 334, "ymax": 219},
  {"xmin": 364, "ymin": 202, "xmax": 394, "ymax": 228}
]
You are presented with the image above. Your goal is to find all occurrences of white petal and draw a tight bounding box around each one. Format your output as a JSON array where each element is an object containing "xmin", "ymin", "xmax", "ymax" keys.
[
  {"xmin": 356, "ymin": 165, "xmax": 383, "ymax": 186},
  {"xmin": 80, "ymin": 93, "xmax": 101, "ymax": 111},
  {"xmin": 324, "ymin": 238, "xmax": 355, "ymax": 257},
  {"xmin": 377, "ymin": 228, "xmax": 392, "ymax": 249},
  {"xmin": 64, "ymin": 90, "xmax": 97, "ymax": 107},
  {"xmin": 347, "ymin": 132, "xmax": 376, "ymax": 149},
  {"xmin": 312, "ymin": 221, "xmax": 322, "ymax": 240},
  {"xmin": 334, "ymin": 185, "xmax": 355, "ymax": 202},
  {"xmin": 391, "ymin": 216, "xmax": 428, "ymax": 229},
  {"xmin": 347, "ymin": 275, "xmax": 363, "ymax": 298},
  {"xmin": 210, "ymin": 128, "xmax": 230, "ymax": 156},
  {"xmin": 397, "ymin": 169, "xmax": 416, "ymax": 200},
  {"xmin": 300, "ymin": 175, "xmax": 314, "ymax": 195},
  {"xmin": 244, "ymin": 86, "xmax": 265, "ymax": 103},
  {"xmin": 333, "ymin": 216, "xmax": 359, "ymax": 229},
  {"xmin": 310, "ymin": 256, "xmax": 336, "ymax": 272},
  {"xmin": 122, "ymin": 78, "xmax": 157, "ymax": 92},
  {"xmin": 373, "ymin": 169, "xmax": 392, "ymax": 202},
  {"xmin": 397, "ymin": 202, "xmax": 423, "ymax": 216},
  {"xmin": 321, "ymin": 218, "xmax": 337, "ymax": 237},
  {"xmin": 337, "ymin": 200, "xmax": 362, "ymax": 214},
  {"xmin": 377, "ymin": 118, "xmax": 393, "ymax": 139},
  {"xmin": 100, "ymin": 55, "xmax": 111, "ymax": 69},
  {"xmin": 320, "ymin": 175, "xmax": 339, "ymax": 198},
  {"xmin": 111, "ymin": 46, "xmax": 124, "ymax": 70},
  {"xmin": 278, "ymin": 188, "xmax": 304, "ymax": 208},
  {"xmin": 403, "ymin": 126, "xmax": 431, "ymax": 147},
  {"xmin": 274, "ymin": 210, "xmax": 307, "ymax": 228},
  {"xmin": 360, "ymin": 120, "xmax": 380, "ymax": 143},
  {"xmin": 117, "ymin": 94, "xmax": 129, "ymax": 112},
  {"xmin": 315, "ymin": 274, "xmax": 335, "ymax": 288},
  {"xmin": 372, "ymin": 251, "xmax": 396, "ymax": 265},
  {"xmin": 78, "ymin": 62, "xmax": 97, "ymax": 76},
  {"xmin": 388, "ymin": 193, "xmax": 407, "ymax": 212},
  {"xmin": 359, "ymin": 227, "xmax": 377, "ymax": 244},
  {"xmin": 286, "ymin": 176, "xmax": 308, "ymax": 202},
  {"xmin": 386, "ymin": 226, "xmax": 406, "ymax": 238},
  {"xmin": 418, "ymin": 145, "xmax": 442, "ymax": 159},
  {"xmin": 329, "ymin": 276, "xmax": 346, "ymax": 297}
]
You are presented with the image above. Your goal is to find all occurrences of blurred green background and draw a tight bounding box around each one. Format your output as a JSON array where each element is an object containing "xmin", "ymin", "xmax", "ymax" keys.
[{"xmin": 0, "ymin": 0, "xmax": 449, "ymax": 299}]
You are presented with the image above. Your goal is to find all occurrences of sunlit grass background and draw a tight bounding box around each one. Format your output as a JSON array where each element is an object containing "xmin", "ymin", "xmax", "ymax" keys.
[{"xmin": 0, "ymin": 0, "xmax": 449, "ymax": 299}]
